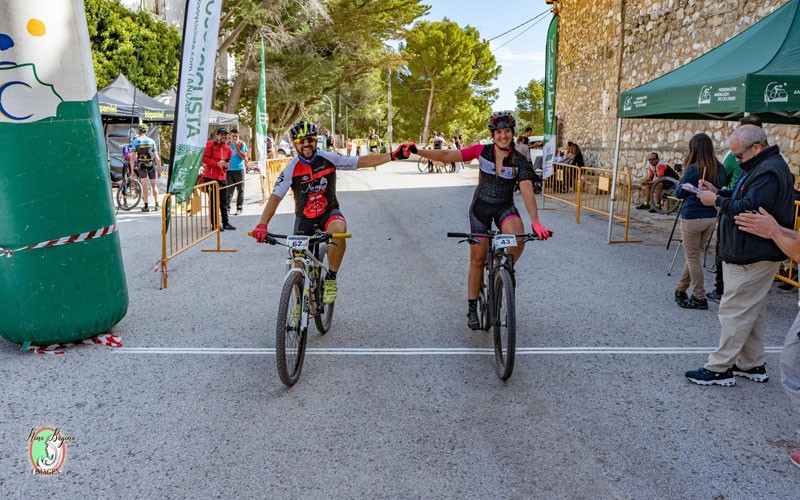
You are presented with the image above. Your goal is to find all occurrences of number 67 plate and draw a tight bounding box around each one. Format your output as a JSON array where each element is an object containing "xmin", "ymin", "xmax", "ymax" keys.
[
  {"xmin": 493, "ymin": 234, "xmax": 517, "ymax": 249},
  {"xmin": 287, "ymin": 235, "xmax": 309, "ymax": 250}
]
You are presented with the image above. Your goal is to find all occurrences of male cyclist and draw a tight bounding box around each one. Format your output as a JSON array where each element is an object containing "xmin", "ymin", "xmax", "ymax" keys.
[
  {"xmin": 412, "ymin": 111, "xmax": 552, "ymax": 329},
  {"xmin": 130, "ymin": 124, "xmax": 162, "ymax": 212},
  {"xmin": 251, "ymin": 120, "xmax": 414, "ymax": 304}
]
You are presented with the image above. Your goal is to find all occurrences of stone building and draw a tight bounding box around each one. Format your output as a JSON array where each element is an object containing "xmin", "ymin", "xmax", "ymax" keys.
[{"xmin": 552, "ymin": 0, "xmax": 800, "ymax": 184}]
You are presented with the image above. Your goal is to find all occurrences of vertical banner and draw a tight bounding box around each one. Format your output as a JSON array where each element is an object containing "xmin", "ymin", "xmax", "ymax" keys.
[
  {"xmin": 0, "ymin": 0, "xmax": 128, "ymax": 345},
  {"xmin": 167, "ymin": 0, "xmax": 223, "ymax": 202},
  {"xmin": 542, "ymin": 14, "xmax": 558, "ymax": 179},
  {"xmin": 255, "ymin": 39, "xmax": 268, "ymax": 176}
]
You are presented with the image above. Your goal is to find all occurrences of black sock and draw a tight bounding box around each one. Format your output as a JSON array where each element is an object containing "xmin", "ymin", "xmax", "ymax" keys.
[
  {"xmin": 468, "ymin": 299, "xmax": 477, "ymax": 313},
  {"xmin": 326, "ymin": 270, "xmax": 337, "ymax": 281}
]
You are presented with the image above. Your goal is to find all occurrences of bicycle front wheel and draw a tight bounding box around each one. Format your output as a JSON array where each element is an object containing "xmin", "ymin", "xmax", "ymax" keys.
[
  {"xmin": 117, "ymin": 178, "xmax": 142, "ymax": 211},
  {"xmin": 276, "ymin": 272, "xmax": 308, "ymax": 386},
  {"xmin": 650, "ymin": 177, "xmax": 680, "ymax": 215},
  {"xmin": 314, "ymin": 244, "xmax": 335, "ymax": 334},
  {"xmin": 417, "ymin": 156, "xmax": 427, "ymax": 172},
  {"xmin": 492, "ymin": 268, "xmax": 516, "ymax": 380}
]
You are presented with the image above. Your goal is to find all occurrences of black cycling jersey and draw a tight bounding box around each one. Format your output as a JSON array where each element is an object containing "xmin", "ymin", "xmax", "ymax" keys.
[{"xmin": 464, "ymin": 143, "xmax": 533, "ymax": 205}]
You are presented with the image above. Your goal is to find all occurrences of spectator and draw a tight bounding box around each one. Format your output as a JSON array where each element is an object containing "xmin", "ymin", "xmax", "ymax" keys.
[
  {"xmin": 709, "ymin": 114, "xmax": 764, "ymax": 300},
  {"xmin": 672, "ymin": 133, "xmax": 726, "ymax": 310},
  {"xmin": 130, "ymin": 124, "xmax": 162, "ymax": 212},
  {"xmin": 685, "ymin": 124, "xmax": 794, "ymax": 386},
  {"xmin": 523, "ymin": 127, "xmax": 533, "ymax": 145},
  {"xmin": 227, "ymin": 128, "xmax": 248, "ymax": 216},
  {"xmin": 637, "ymin": 152, "xmax": 678, "ymax": 212},
  {"xmin": 202, "ymin": 128, "xmax": 235, "ymax": 231},
  {"xmin": 563, "ymin": 142, "xmax": 585, "ymax": 167},
  {"xmin": 325, "ymin": 131, "xmax": 334, "ymax": 152},
  {"xmin": 345, "ymin": 138, "xmax": 352, "ymax": 156},
  {"xmin": 368, "ymin": 130, "xmax": 380, "ymax": 154},
  {"xmin": 515, "ymin": 135, "xmax": 531, "ymax": 165},
  {"xmin": 734, "ymin": 207, "xmax": 800, "ymax": 468},
  {"xmin": 355, "ymin": 137, "xmax": 362, "ymax": 156}
]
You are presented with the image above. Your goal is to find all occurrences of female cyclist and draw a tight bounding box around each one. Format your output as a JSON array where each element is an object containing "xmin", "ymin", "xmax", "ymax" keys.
[{"xmin": 413, "ymin": 111, "xmax": 552, "ymax": 329}]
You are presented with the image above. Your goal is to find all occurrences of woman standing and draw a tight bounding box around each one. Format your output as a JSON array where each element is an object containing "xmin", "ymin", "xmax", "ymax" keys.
[{"xmin": 673, "ymin": 133, "xmax": 727, "ymax": 309}]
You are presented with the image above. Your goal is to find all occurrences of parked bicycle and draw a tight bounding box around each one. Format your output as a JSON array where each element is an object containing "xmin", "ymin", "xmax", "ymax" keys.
[
  {"xmin": 649, "ymin": 163, "xmax": 682, "ymax": 215},
  {"xmin": 251, "ymin": 229, "xmax": 351, "ymax": 386},
  {"xmin": 447, "ymin": 229, "xmax": 546, "ymax": 380},
  {"xmin": 111, "ymin": 159, "xmax": 142, "ymax": 211}
]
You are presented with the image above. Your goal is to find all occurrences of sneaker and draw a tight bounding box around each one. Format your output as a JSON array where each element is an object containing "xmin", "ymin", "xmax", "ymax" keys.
[
  {"xmin": 222, "ymin": 223, "xmax": 236, "ymax": 230},
  {"xmin": 678, "ymin": 295, "xmax": 708, "ymax": 310},
  {"xmin": 648, "ymin": 207, "xmax": 657, "ymax": 213},
  {"xmin": 323, "ymin": 279, "xmax": 337, "ymax": 305},
  {"xmin": 467, "ymin": 310, "xmax": 480, "ymax": 330},
  {"xmin": 290, "ymin": 304, "xmax": 301, "ymax": 326},
  {"xmin": 235, "ymin": 208, "xmax": 242, "ymax": 215},
  {"xmin": 732, "ymin": 364, "xmax": 769, "ymax": 382},
  {"xmin": 141, "ymin": 205, "xmax": 149, "ymax": 212},
  {"xmin": 635, "ymin": 203, "xmax": 650, "ymax": 210},
  {"xmin": 675, "ymin": 290, "xmax": 688, "ymax": 304},
  {"xmin": 706, "ymin": 291, "xmax": 722, "ymax": 301},
  {"xmin": 791, "ymin": 449, "xmax": 800, "ymax": 469},
  {"xmin": 685, "ymin": 367, "xmax": 735, "ymax": 386},
  {"xmin": 155, "ymin": 203, "xmax": 160, "ymax": 211}
]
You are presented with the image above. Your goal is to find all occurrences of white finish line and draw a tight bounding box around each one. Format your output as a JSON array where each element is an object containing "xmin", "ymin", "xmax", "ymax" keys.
[{"xmin": 116, "ymin": 346, "xmax": 784, "ymax": 356}]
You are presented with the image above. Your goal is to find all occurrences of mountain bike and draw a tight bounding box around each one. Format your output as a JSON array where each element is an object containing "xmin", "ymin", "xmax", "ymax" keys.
[
  {"xmin": 252, "ymin": 230, "xmax": 351, "ymax": 386},
  {"xmin": 649, "ymin": 176, "xmax": 681, "ymax": 215},
  {"xmin": 447, "ymin": 230, "xmax": 546, "ymax": 380},
  {"xmin": 111, "ymin": 163, "xmax": 142, "ymax": 211}
]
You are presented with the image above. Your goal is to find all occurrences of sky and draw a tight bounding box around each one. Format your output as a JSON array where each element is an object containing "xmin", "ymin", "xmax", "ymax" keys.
[{"xmin": 419, "ymin": 0, "xmax": 552, "ymax": 111}]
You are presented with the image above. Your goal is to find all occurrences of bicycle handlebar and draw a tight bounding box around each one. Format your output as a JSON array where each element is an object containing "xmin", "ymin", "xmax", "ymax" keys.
[
  {"xmin": 248, "ymin": 231, "xmax": 352, "ymax": 241},
  {"xmin": 447, "ymin": 232, "xmax": 545, "ymax": 241}
]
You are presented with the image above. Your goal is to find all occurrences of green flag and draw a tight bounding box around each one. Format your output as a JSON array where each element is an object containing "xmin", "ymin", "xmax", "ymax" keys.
[
  {"xmin": 256, "ymin": 40, "xmax": 268, "ymax": 173},
  {"xmin": 542, "ymin": 14, "xmax": 558, "ymax": 179}
]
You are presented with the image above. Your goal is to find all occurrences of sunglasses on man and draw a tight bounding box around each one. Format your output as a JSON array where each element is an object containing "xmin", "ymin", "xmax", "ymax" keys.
[{"xmin": 294, "ymin": 136, "xmax": 316, "ymax": 145}]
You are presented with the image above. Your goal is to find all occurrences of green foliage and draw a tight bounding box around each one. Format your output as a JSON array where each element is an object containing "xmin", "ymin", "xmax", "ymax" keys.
[
  {"xmin": 84, "ymin": 0, "xmax": 181, "ymax": 96},
  {"xmin": 515, "ymin": 78, "xmax": 545, "ymax": 135},
  {"xmin": 392, "ymin": 19, "xmax": 500, "ymax": 142}
]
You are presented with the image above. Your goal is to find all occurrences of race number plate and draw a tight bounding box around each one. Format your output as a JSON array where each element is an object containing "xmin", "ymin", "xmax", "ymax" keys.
[
  {"xmin": 493, "ymin": 234, "xmax": 517, "ymax": 249},
  {"xmin": 286, "ymin": 235, "xmax": 310, "ymax": 250}
]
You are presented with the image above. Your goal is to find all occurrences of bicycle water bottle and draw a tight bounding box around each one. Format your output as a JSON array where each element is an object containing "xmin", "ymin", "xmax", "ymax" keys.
[{"xmin": 0, "ymin": 2, "xmax": 128, "ymax": 345}]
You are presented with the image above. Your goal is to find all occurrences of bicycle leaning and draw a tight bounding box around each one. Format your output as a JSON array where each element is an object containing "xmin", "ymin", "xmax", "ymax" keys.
[
  {"xmin": 251, "ymin": 229, "xmax": 351, "ymax": 386},
  {"xmin": 448, "ymin": 229, "xmax": 547, "ymax": 381},
  {"xmin": 110, "ymin": 158, "xmax": 142, "ymax": 211}
]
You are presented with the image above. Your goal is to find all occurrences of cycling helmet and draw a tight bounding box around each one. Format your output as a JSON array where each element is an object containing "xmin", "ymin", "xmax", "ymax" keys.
[
  {"xmin": 487, "ymin": 110, "xmax": 516, "ymax": 134},
  {"xmin": 290, "ymin": 120, "xmax": 319, "ymax": 140},
  {"xmin": 138, "ymin": 124, "xmax": 148, "ymax": 134}
]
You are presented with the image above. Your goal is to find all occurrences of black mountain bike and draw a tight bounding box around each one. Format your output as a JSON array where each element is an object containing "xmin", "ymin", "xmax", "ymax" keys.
[
  {"xmin": 448, "ymin": 230, "xmax": 546, "ymax": 380},
  {"xmin": 111, "ymin": 164, "xmax": 142, "ymax": 211},
  {"xmin": 252, "ymin": 230, "xmax": 350, "ymax": 386}
]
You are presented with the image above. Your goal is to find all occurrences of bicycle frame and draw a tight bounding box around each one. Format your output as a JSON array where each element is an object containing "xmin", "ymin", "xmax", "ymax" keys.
[{"xmin": 283, "ymin": 244, "xmax": 326, "ymax": 330}]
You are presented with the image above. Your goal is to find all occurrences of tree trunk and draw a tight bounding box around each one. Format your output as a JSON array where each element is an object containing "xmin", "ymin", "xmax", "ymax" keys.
[{"xmin": 422, "ymin": 81, "xmax": 435, "ymax": 144}]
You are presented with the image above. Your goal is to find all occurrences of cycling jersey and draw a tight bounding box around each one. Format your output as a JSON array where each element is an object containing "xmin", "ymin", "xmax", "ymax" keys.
[
  {"xmin": 433, "ymin": 137, "xmax": 445, "ymax": 150},
  {"xmin": 272, "ymin": 150, "xmax": 358, "ymax": 219},
  {"xmin": 648, "ymin": 161, "xmax": 678, "ymax": 179},
  {"xmin": 461, "ymin": 143, "xmax": 533, "ymax": 205},
  {"xmin": 131, "ymin": 136, "xmax": 157, "ymax": 169}
]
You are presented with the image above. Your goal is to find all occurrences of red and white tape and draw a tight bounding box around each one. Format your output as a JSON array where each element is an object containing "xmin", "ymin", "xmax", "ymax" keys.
[
  {"xmin": 1, "ymin": 224, "xmax": 118, "ymax": 258},
  {"xmin": 23, "ymin": 333, "xmax": 123, "ymax": 355}
]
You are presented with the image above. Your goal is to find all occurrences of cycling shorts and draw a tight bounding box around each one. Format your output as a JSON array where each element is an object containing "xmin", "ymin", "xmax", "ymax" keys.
[
  {"xmin": 137, "ymin": 164, "xmax": 157, "ymax": 180},
  {"xmin": 468, "ymin": 199, "xmax": 520, "ymax": 235},
  {"xmin": 294, "ymin": 208, "xmax": 346, "ymax": 236}
]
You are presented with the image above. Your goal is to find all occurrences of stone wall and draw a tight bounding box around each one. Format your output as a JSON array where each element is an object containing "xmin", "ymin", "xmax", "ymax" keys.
[{"xmin": 554, "ymin": 0, "xmax": 800, "ymax": 185}]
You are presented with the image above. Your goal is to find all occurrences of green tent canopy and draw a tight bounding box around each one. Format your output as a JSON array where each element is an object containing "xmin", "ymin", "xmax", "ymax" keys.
[{"xmin": 619, "ymin": 0, "xmax": 800, "ymax": 124}]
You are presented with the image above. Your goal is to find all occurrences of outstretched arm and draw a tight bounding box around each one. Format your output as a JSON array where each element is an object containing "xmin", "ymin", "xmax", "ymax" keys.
[
  {"xmin": 415, "ymin": 147, "xmax": 463, "ymax": 163},
  {"xmin": 356, "ymin": 152, "xmax": 393, "ymax": 169}
]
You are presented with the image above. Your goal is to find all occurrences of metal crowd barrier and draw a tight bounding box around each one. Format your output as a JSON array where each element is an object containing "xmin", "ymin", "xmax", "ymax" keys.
[
  {"xmin": 775, "ymin": 200, "xmax": 800, "ymax": 288},
  {"xmin": 259, "ymin": 157, "xmax": 292, "ymax": 204},
  {"xmin": 543, "ymin": 162, "xmax": 640, "ymax": 243},
  {"xmin": 160, "ymin": 180, "xmax": 236, "ymax": 289}
]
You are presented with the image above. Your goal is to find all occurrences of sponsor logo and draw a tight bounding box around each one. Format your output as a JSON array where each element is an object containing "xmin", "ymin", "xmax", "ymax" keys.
[
  {"xmin": 623, "ymin": 96, "xmax": 632, "ymax": 112},
  {"xmin": 25, "ymin": 427, "xmax": 75, "ymax": 475},
  {"xmin": 764, "ymin": 82, "xmax": 789, "ymax": 103},
  {"xmin": 698, "ymin": 85, "xmax": 712, "ymax": 105}
]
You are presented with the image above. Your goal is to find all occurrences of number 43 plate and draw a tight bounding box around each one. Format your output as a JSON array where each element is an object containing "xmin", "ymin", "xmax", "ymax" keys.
[
  {"xmin": 287, "ymin": 235, "xmax": 309, "ymax": 250},
  {"xmin": 493, "ymin": 234, "xmax": 517, "ymax": 249}
]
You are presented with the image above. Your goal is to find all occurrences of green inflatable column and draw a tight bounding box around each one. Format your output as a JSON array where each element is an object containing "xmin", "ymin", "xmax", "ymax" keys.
[{"xmin": 0, "ymin": 1, "xmax": 128, "ymax": 346}]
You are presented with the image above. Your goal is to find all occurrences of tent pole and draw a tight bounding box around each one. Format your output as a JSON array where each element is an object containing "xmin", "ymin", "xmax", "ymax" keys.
[{"xmin": 607, "ymin": 117, "xmax": 622, "ymax": 243}]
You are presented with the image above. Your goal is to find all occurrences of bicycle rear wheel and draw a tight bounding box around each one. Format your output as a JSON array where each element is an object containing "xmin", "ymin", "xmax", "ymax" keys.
[
  {"xmin": 492, "ymin": 268, "xmax": 516, "ymax": 380},
  {"xmin": 117, "ymin": 178, "xmax": 142, "ymax": 211},
  {"xmin": 417, "ymin": 156, "xmax": 427, "ymax": 172},
  {"xmin": 313, "ymin": 244, "xmax": 335, "ymax": 334},
  {"xmin": 276, "ymin": 272, "xmax": 307, "ymax": 386},
  {"xmin": 650, "ymin": 177, "xmax": 680, "ymax": 215}
]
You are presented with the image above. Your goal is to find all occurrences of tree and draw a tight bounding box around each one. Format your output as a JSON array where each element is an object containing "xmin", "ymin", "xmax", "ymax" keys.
[
  {"xmin": 394, "ymin": 19, "xmax": 500, "ymax": 143},
  {"xmin": 515, "ymin": 78, "xmax": 545, "ymax": 135},
  {"xmin": 84, "ymin": 0, "xmax": 181, "ymax": 96}
]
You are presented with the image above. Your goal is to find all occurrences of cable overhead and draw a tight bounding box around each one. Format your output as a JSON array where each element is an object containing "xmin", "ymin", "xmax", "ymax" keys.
[
  {"xmin": 491, "ymin": 12, "xmax": 549, "ymax": 52},
  {"xmin": 486, "ymin": 9, "xmax": 549, "ymax": 43}
]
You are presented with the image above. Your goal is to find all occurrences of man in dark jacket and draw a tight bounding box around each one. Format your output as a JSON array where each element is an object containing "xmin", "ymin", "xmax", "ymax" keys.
[{"xmin": 685, "ymin": 124, "xmax": 794, "ymax": 386}]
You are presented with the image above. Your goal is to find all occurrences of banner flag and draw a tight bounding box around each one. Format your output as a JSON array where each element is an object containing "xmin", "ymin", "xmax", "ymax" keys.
[
  {"xmin": 255, "ymin": 39, "xmax": 268, "ymax": 176},
  {"xmin": 542, "ymin": 14, "xmax": 558, "ymax": 179},
  {"xmin": 167, "ymin": 0, "xmax": 223, "ymax": 202}
]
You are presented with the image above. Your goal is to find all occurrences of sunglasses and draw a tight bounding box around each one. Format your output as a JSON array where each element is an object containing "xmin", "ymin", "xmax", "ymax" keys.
[
  {"xmin": 648, "ymin": 158, "xmax": 658, "ymax": 162},
  {"xmin": 732, "ymin": 143, "xmax": 755, "ymax": 161},
  {"xmin": 293, "ymin": 136, "xmax": 316, "ymax": 145}
]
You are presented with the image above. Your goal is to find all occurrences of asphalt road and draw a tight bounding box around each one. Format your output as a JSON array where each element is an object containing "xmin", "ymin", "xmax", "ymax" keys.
[{"xmin": 2, "ymin": 158, "xmax": 799, "ymax": 499}]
